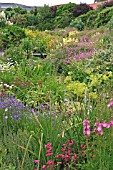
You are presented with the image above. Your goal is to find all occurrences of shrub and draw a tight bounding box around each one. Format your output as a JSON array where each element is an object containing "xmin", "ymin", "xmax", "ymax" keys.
[
  {"xmin": 54, "ymin": 3, "xmax": 76, "ymax": 28},
  {"xmin": 75, "ymin": 9, "xmax": 98, "ymax": 29},
  {"xmin": 1, "ymin": 25, "xmax": 26, "ymax": 49},
  {"xmin": 72, "ymin": 3, "xmax": 93, "ymax": 17},
  {"xmin": 70, "ymin": 18, "xmax": 85, "ymax": 31},
  {"xmin": 106, "ymin": 15, "xmax": 113, "ymax": 30},
  {"xmin": 101, "ymin": 1, "xmax": 113, "ymax": 9},
  {"xmin": 95, "ymin": 6, "xmax": 113, "ymax": 28}
]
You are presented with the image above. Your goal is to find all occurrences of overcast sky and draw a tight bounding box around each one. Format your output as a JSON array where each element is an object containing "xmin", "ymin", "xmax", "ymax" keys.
[{"xmin": 0, "ymin": 0, "xmax": 94, "ymax": 6}]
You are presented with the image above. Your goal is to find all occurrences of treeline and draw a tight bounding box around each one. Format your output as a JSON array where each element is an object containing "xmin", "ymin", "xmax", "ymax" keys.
[{"xmin": 0, "ymin": 1, "xmax": 113, "ymax": 30}]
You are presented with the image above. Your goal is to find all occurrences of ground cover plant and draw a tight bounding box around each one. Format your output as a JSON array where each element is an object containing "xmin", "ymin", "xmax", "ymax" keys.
[{"xmin": 0, "ymin": 7, "xmax": 113, "ymax": 170}]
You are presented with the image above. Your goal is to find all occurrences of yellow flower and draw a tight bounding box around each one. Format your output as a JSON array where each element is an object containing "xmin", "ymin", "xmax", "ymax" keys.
[
  {"xmin": 108, "ymin": 71, "xmax": 112, "ymax": 77},
  {"xmin": 89, "ymin": 92, "xmax": 97, "ymax": 99},
  {"xmin": 86, "ymin": 69, "xmax": 92, "ymax": 75},
  {"xmin": 67, "ymin": 81, "xmax": 86, "ymax": 96},
  {"xmin": 102, "ymin": 75, "xmax": 108, "ymax": 81}
]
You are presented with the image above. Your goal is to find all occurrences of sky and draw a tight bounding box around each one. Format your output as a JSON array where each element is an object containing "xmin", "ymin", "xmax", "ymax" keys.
[{"xmin": 0, "ymin": 0, "xmax": 94, "ymax": 6}]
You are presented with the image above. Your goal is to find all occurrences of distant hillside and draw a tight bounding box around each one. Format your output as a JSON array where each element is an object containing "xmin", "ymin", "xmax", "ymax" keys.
[{"xmin": 0, "ymin": 2, "xmax": 40, "ymax": 11}]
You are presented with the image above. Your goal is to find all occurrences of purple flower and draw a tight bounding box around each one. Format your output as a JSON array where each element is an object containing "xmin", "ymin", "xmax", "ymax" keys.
[{"xmin": 0, "ymin": 95, "xmax": 31, "ymax": 122}]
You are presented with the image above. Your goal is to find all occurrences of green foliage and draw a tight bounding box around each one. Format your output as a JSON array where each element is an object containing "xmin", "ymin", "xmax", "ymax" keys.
[
  {"xmin": 54, "ymin": 3, "xmax": 75, "ymax": 28},
  {"xmin": 13, "ymin": 6, "xmax": 27, "ymax": 15},
  {"xmin": 78, "ymin": 9, "xmax": 98, "ymax": 29},
  {"xmin": 54, "ymin": 13, "xmax": 72, "ymax": 28},
  {"xmin": 11, "ymin": 14, "xmax": 28, "ymax": 27},
  {"xmin": 107, "ymin": 15, "xmax": 113, "ymax": 30},
  {"xmin": 76, "ymin": 6, "xmax": 113, "ymax": 29},
  {"xmin": 0, "ymin": 21, "xmax": 113, "ymax": 170},
  {"xmin": 100, "ymin": 1, "xmax": 113, "ymax": 9},
  {"xmin": 70, "ymin": 18, "xmax": 85, "ymax": 31},
  {"xmin": 95, "ymin": 6, "xmax": 113, "ymax": 28},
  {"xmin": 26, "ymin": 14, "xmax": 38, "ymax": 27},
  {"xmin": 3, "ymin": 45, "xmax": 25, "ymax": 64},
  {"xmin": 4, "ymin": 8, "xmax": 16, "ymax": 19},
  {"xmin": 56, "ymin": 2, "xmax": 76, "ymax": 16},
  {"xmin": 1, "ymin": 25, "xmax": 26, "ymax": 49},
  {"xmin": 36, "ymin": 5, "xmax": 56, "ymax": 30}
]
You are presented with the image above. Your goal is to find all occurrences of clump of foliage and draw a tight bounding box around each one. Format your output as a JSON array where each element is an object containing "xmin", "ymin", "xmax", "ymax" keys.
[
  {"xmin": 76, "ymin": 6, "xmax": 113, "ymax": 29},
  {"xmin": 54, "ymin": 2, "xmax": 76, "ymax": 28},
  {"xmin": 107, "ymin": 15, "xmax": 113, "ymax": 30},
  {"xmin": 1, "ymin": 6, "xmax": 113, "ymax": 170},
  {"xmin": 70, "ymin": 18, "xmax": 85, "ymax": 31},
  {"xmin": 1, "ymin": 25, "xmax": 26, "ymax": 49},
  {"xmin": 101, "ymin": 1, "xmax": 113, "ymax": 9},
  {"xmin": 72, "ymin": 3, "xmax": 93, "ymax": 17},
  {"xmin": 95, "ymin": 6, "xmax": 113, "ymax": 28}
]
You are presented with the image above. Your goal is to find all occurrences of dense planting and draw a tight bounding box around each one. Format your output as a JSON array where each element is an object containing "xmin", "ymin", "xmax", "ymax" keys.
[{"xmin": 0, "ymin": 4, "xmax": 113, "ymax": 170}]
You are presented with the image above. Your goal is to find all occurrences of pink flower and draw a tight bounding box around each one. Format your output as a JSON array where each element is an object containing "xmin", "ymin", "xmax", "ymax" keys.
[
  {"xmin": 56, "ymin": 154, "xmax": 65, "ymax": 159},
  {"xmin": 102, "ymin": 121, "xmax": 111, "ymax": 128},
  {"xmin": 47, "ymin": 160, "xmax": 54, "ymax": 168},
  {"xmin": 47, "ymin": 160, "xmax": 54, "ymax": 165},
  {"xmin": 80, "ymin": 144, "xmax": 86, "ymax": 150},
  {"xmin": 45, "ymin": 142, "xmax": 52, "ymax": 149},
  {"xmin": 46, "ymin": 147, "xmax": 52, "ymax": 153},
  {"xmin": 107, "ymin": 101, "xmax": 113, "ymax": 107},
  {"xmin": 83, "ymin": 120, "xmax": 90, "ymax": 136},
  {"xmin": 67, "ymin": 148, "xmax": 71, "ymax": 155},
  {"xmin": 82, "ymin": 153, "xmax": 85, "ymax": 157},
  {"xmin": 61, "ymin": 148, "xmax": 65, "ymax": 152},
  {"xmin": 46, "ymin": 153, "xmax": 53, "ymax": 157},
  {"xmin": 62, "ymin": 143, "xmax": 67, "ymax": 147},
  {"xmin": 65, "ymin": 155, "xmax": 70, "ymax": 162},
  {"xmin": 34, "ymin": 160, "xmax": 40, "ymax": 163},
  {"xmin": 42, "ymin": 165, "xmax": 46, "ymax": 170},
  {"xmin": 102, "ymin": 121, "xmax": 108, "ymax": 128},
  {"xmin": 110, "ymin": 120, "xmax": 113, "ymax": 126},
  {"xmin": 57, "ymin": 162, "xmax": 62, "ymax": 165},
  {"xmin": 73, "ymin": 153, "xmax": 77, "ymax": 161},
  {"xmin": 94, "ymin": 122, "xmax": 103, "ymax": 135},
  {"xmin": 68, "ymin": 140, "xmax": 74, "ymax": 146}
]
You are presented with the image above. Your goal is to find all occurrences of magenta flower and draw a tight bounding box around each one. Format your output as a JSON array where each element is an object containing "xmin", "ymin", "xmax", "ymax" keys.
[
  {"xmin": 47, "ymin": 160, "xmax": 54, "ymax": 168},
  {"xmin": 83, "ymin": 119, "xmax": 90, "ymax": 136},
  {"xmin": 73, "ymin": 153, "xmax": 77, "ymax": 161},
  {"xmin": 94, "ymin": 122, "xmax": 103, "ymax": 135},
  {"xmin": 80, "ymin": 144, "xmax": 86, "ymax": 150},
  {"xmin": 61, "ymin": 147, "xmax": 65, "ymax": 152},
  {"xmin": 64, "ymin": 155, "xmax": 70, "ymax": 162},
  {"xmin": 62, "ymin": 143, "xmax": 67, "ymax": 147},
  {"xmin": 42, "ymin": 165, "xmax": 46, "ymax": 170},
  {"xmin": 45, "ymin": 142, "xmax": 52, "ymax": 149},
  {"xmin": 46, "ymin": 147, "xmax": 52, "ymax": 153},
  {"xmin": 46, "ymin": 153, "xmax": 53, "ymax": 157},
  {"xmin": 101, "ymin": 121, "xmax": 110, "ymax": 128},
  {"xmin": 68, "ymin": 140, "xmax": 74, "ymax": 146},
  {"xmin": 110, "ymin": 120, "xmax": 113, "ymax": 126},
  {"xmin": 56, "ymin": 154, "xmax": 65, "ymax": 159},
  {"xmin": 57, "ymin": 162, "xmax": 62, "ymax": 165},
  {"xmin": 45, "ymin": 142, "xmax": 53, "ymax": 157},
  {"xmin": 34, "ymin": 160, "xmax": 40, "ymax": 163},
  {"xmin": 107, "ymin": 101, "xmax": 113, "ymax": 107}
]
